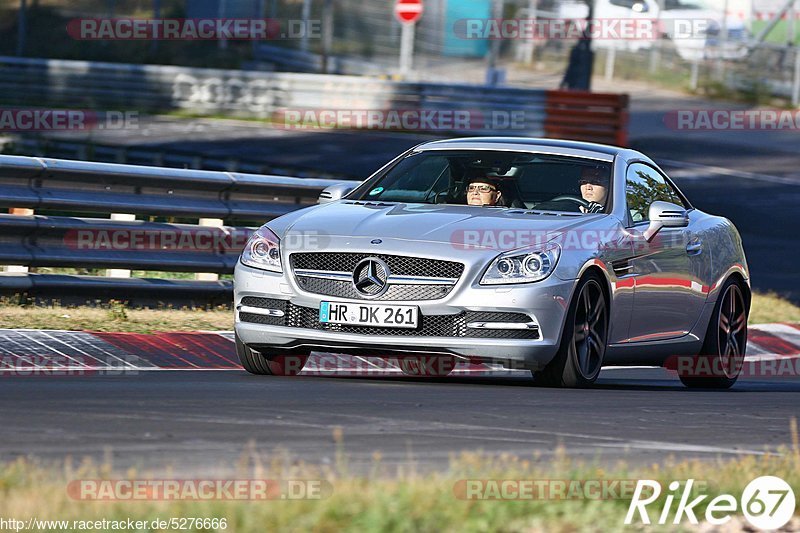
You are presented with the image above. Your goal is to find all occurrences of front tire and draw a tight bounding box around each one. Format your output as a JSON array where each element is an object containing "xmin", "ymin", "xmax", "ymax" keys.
[
  {"xmin": 235, "ymin": 333, "xmax": 308, "ymax": 376},
  {"xmin": 679, "ymin": 279, "xmax": 747, "ymax": 389},
  {"xmin": 535, "ymin": 274, "xmax": 608, "ymax": 388}
]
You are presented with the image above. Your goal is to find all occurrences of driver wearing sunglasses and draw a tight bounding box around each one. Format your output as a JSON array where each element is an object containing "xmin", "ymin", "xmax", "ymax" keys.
[
  {"xmin": 466, "ymin": 176, "xmax": 504, "ymax": 207},
  {"xmin": 578, "ymin": 167, "xmax": 609, "ymax": 213}
]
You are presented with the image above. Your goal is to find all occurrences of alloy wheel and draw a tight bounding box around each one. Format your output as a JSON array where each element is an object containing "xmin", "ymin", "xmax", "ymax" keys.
[
  {"xmin": 717, "ymin": 284, "xmax": 747, "ymax": 379},
  {"xmin": 572, "ymin": 279, "xmax": 607, "ymax": 380}
]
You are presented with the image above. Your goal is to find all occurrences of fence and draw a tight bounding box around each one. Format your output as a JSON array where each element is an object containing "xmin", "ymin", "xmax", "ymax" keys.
[{"xmin": 0, "ymin": 154, "xmax": 359, "ymax": 306}]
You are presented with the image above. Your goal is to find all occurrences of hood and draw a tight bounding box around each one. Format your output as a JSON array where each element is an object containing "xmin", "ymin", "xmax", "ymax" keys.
[{"xmin": 272, "ymin": 201, "xmax": 600, "ymax": 252}]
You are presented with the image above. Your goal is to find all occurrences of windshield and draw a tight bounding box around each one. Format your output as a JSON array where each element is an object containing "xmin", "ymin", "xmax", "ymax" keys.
[{"xmin": 350, "ymin": 150, "xmax": 612, "ymax": 214}]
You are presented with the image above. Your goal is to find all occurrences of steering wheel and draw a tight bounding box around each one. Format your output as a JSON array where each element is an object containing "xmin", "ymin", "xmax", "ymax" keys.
[
  {"xmin": 429, "ymin": 184, "xmax": 462, "ymax": 204},
  {"xmin": 549, "ymin": 195, "xmax": 590, "ymax": 209}
]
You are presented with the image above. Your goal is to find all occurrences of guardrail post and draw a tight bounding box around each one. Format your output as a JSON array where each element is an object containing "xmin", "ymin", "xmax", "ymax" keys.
[
  {"xmin": 196, "ymin": 218, "xmax": 224, "ymax": 281},
  {"xmin": 106, "ymin": 214, "xmax": 136, "ymax": 278},
  {"xmin": 604, "ymin": 48, "xmax": 616, "ymax": 82},
  {"xmin": 3, "ymin": 208, "xmax": 33, "ymax": 273},
  {"xmin": 793, "ymin": 46, "xmax": 800, "ymax": 107}
]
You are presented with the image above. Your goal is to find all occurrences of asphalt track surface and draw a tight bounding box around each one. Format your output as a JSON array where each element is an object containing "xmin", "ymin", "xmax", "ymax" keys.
[
  {"xmin": 2, "ymin": 368, "xmax": 799, "ymax": 474},
  {"xmin": 6, "ymin": 92, "xmax": 800, "ymax": 475}
]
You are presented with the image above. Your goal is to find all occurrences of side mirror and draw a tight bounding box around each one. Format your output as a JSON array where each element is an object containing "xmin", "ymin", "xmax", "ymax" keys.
[
  {"xmin": 318, "ymin": 183, "xmax": 358, "ymax": 204},
  {"xmin": 643, "ymin": 201, "xmax": 689, "ymax": 241}
]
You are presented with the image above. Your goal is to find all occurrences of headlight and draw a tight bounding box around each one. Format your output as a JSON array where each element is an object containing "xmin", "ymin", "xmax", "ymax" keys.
[
  {"xmin": 480, "ymin": 242, "xmax": 560, "ymax": 285},
  {"xmin": 240, "ymin": 226, "xmax": 281, "ymax": 272}
]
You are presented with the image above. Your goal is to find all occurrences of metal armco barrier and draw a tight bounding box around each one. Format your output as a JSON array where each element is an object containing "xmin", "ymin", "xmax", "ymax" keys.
[
  {"xmin": 0, "ymin": 56, "xmax": 630, "ymax": 144},
  {"xmin": 544, "ymin": 91, "xmax": 630, "ymax": 147},
  {"xmin": 0, "ymin": 154, "xmax": 359, "ymax": 305},
  {"xmin": 0, "ymin": 154, "xmax": 353, "ymax": 219},
  {"xmin": 6, "ymin": 137, "xmax": 353, "ymax": 180},
  {"xmin": 0, "ymin": 215, "xmax": 247, "ymax": 273}
]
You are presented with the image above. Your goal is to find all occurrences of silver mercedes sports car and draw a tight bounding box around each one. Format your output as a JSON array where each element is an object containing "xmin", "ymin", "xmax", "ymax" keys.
[{"xmin": 234, "ymin": 138, "xmax": 750, "ymax": 388}]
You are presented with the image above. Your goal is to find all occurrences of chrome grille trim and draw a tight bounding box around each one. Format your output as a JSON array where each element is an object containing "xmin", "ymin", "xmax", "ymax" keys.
[
  {"xmin": 237, "ymin": 305, "xmax": 285, "ymax": 317},
  {"xmin": 294, "ymin": 269, "xmax": 353, "ymax": 281},
  {"xmin": 294, "ymin": 269, "xmax": 458, "ymax": 286},
  {"xmin": 466, "ymin": 322, "xmax": 538, "ymax": 330}
]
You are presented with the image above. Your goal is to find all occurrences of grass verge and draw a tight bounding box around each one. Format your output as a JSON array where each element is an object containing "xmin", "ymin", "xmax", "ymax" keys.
[
  {"xmin": 0, "ymin": 299, "xmax": 232, "ymax": 334},
  {"xmin": 1, "ymin": 292, "xmax": 798, "ymax": 333},
  {"xmin": 0, "ymin": 425, "xmax": 798, "ymax": 532},
  {"xmin": 748, "ymin": 292, "xmax": 800, "ymax": 325}
]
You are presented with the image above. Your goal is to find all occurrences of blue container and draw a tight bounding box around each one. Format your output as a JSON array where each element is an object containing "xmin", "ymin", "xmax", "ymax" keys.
[{"xmin": 443, "ymin": 0, "xmax": 491, "ymax": 57}]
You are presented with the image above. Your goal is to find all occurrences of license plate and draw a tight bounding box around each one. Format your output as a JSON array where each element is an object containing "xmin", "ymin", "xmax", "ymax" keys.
[{"xmin": 319, "ymin": 302, "xmax": 419, "ymax": 328}]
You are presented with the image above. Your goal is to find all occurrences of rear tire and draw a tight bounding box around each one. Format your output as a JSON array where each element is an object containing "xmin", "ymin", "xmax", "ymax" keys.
[
  {"xmin": 535, "ymin": 274, "xmax": 608, "ymax": 388},
  {"xmin": 679, "ymin": 279, "xmax": 747, "ymax": 389},
  {"xmin": 235, "ymin": 333, "xmax": 308, "ymax": 376}
]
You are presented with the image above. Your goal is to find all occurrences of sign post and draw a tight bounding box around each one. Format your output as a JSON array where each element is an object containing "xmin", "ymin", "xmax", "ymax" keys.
[{"xmin": 394, "ymin": 0, "xmax": 423, "ymax": 78}]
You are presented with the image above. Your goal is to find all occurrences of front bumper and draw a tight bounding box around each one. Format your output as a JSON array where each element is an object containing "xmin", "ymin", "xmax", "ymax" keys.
[{"xmin": 234, "ymin": 262, "xmax": 576, "ymax": 370}]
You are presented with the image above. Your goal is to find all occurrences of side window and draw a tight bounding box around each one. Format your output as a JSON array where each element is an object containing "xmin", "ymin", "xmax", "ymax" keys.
[{"xmin": 625, "ymin": 163, "xmax": 685, "ymax": 224}]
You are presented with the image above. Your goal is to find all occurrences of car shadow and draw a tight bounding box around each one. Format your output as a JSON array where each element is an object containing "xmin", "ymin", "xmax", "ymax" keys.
[{"xmin": 242, "ymin": 370, "xmax": 800, "ymax": 392}]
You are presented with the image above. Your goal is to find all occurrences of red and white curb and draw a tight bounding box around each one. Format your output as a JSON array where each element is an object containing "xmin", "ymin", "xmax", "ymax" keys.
[{"xmin": 0, "ymin": 325, "xmax": 798, "ymax": 377}]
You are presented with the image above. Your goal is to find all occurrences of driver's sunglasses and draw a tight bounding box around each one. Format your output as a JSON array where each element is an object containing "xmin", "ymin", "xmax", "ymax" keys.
[
  {"xmin": 579, "ymin": 178, "xmax": 607, "ymax": 187},
  {"xmin": 467, "ymin": 184, "xmax": 496, "ymax": 193}
]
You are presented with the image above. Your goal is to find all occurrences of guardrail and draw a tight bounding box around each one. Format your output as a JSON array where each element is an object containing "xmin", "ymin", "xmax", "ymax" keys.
[
  {"xmin": 0, "ymin": 154, "xmax": 359, "ymax": 306},
  {"xmin": 0, "ymin": 56, "xmax": 630, "ymax": 145},
  {"xmin": 4, "ymin": 137, "xmax": 358, "ymax": 180},
  {"xmin": 0, "ymin": 154, "xmax": 350, "ymax": 219}
]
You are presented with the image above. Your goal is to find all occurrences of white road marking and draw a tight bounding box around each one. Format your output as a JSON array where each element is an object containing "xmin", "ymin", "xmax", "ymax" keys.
[{"xmin": 659, "ymin": 159, "xmax": 799, "ymax": 186}]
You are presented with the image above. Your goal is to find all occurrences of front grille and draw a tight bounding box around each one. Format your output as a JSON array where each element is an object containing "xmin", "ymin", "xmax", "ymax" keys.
[
  {"xmin": 238, "ymin": 298, "xmax": 539, "ymax": 339},
  {"xmin": 296, "ymin": 276, "xmax": 453, "ymax": 301},
  {"xmin": 290, "ymin": 253, "xmax": 464, "ymax": 279}
]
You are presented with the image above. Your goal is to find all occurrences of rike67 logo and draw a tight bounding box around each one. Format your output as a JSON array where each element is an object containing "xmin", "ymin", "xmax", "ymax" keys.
[{"xmin": 625, "ymin": 476, "xmax": 796, "ymax": 529}]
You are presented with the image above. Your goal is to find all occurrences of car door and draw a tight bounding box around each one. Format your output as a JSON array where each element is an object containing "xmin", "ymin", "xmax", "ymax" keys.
[{"xmin": 624, "ymin": 163, "xmax": 706, "ymax": 342}]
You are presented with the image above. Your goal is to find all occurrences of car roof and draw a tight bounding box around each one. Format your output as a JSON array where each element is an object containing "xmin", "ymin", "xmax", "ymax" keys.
[{"xmin": 415, "ymin": 137, "xmax": 624, "ymax": 161}]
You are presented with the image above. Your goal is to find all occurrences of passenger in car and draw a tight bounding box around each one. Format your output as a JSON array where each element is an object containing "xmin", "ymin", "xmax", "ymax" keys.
[
  {"xmin": 578, "ymin": 167, "xmax": 609, "ymax": 213},
  {"xmin": 466, "ymin": 176, "xmax": 504, "ymax": 207}
]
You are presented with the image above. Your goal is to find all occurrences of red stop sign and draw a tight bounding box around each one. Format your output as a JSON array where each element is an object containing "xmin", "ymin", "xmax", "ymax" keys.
[{"xmin": 394, "ymin": 0, "xmax": 423, "ymax": 24}]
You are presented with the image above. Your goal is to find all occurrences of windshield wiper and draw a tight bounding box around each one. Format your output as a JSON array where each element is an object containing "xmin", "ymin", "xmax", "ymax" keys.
[{"xmin": 513, "ymin": 209, "xmax": 581, "ymax": 217}]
